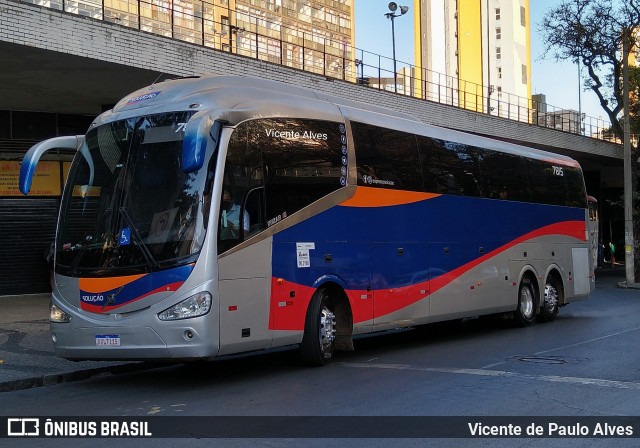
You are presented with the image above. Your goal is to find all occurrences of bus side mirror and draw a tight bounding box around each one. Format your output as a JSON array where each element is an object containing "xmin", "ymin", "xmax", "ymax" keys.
[
  {"xmin": 19, "ymin": 135, "xmax": 84, "ymax": 195},
  {"xmin": 182, "ymin": 112, "xmax": 222, "ymax": 174}
]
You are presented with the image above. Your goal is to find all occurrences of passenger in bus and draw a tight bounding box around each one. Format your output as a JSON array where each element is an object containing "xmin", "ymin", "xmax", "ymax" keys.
[{"xmin": 220, "ymin": 189, "xmax": 250, "ymax": 239}]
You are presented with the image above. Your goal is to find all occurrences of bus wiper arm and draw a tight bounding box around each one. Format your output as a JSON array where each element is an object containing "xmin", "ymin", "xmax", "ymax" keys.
[{"xmin": 118, "ymin": 207, "xmax": 160, "ymax": 270}]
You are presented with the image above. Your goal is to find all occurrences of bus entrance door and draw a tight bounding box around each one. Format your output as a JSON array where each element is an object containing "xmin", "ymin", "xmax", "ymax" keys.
[{"xmin": 218, "ymin": 238, "xmax": 273, "ymax": 355}]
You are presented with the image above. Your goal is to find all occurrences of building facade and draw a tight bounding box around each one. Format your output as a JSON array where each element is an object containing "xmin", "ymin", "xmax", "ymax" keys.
[
  {"xmin": 24, "ymin": 0, "xmax": 356, "ymax": 79},
  {"xmin": 0, "ymin": 0, "xmax": 623, "ymax": 296},
  {"xmin": 413, "ymin": 0, "xmax": 531, "ymax": 118},
  {"xmin": 1, "ymin": 0, "xmax": 355, "ymax": 295}
]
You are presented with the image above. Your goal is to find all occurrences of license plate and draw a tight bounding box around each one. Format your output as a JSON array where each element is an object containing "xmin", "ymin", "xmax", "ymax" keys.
[{"xmin": 95, "ymin": 335, "xmax": 120, "ymax": 346}]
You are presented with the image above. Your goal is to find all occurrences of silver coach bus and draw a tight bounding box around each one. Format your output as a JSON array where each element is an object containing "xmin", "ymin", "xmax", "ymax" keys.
[{"xmin": 20, "ymin": 75, "xmax": 594, "ymax": 365}]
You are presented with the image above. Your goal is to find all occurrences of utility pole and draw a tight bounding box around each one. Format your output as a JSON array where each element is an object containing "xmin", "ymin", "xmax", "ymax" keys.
[{"xmin": 622, "ymin": 28, "xmax": 634, "ymax": 284}]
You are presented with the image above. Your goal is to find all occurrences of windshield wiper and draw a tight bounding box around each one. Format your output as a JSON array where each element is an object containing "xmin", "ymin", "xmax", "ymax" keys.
[{"xmin": 118, "ymin": 207, "xmax": 160, "ymax": 270}]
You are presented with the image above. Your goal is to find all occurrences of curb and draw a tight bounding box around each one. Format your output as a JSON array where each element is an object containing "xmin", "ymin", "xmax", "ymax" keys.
[
  {"xmin": 0, "ymin": 362, "xmax": 171, "ymax": 394},
  {"xmin": 617, "ymin": 281, "xmax": 640, "ymax": 290}
]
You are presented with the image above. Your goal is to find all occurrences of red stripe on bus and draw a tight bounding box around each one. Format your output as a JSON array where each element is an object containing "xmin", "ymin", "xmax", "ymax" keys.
[
  {"xmin": 374, "ymin": 220, "xmax": 586, "ymax": 319},
  {"xmin": 80, "ymin": 281, "xmax": 184, "ymax": 313},
  {"xmin": 268, "ymin": 277, "xmax": 374, "ymax": 331},
  {"xmin": 268, "ymin": 220, "xmax": 586, "ymax": 329}
]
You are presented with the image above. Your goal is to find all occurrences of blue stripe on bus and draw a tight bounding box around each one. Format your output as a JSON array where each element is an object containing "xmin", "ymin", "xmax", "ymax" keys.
[{"xmin": 271, "ymin": 195, "xmax": 585, "ymax": 290}]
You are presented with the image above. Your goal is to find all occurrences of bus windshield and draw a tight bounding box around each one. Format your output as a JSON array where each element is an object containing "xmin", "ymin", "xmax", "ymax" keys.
[{"xmin": 56, "ymin": 111, "xmax": 211, "ymax": 277}]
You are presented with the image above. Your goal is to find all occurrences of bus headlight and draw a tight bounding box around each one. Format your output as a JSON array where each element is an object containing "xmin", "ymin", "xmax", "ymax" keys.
[
  {"xmin": 50, "ymin": 302, "xmax": 71, "ymax": 323},
  {"xmin": 158, "ymin": 292, "xmax": 212, "ymax": 321}
]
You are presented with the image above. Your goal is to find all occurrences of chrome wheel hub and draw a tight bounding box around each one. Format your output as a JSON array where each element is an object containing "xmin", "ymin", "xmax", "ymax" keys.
[
  {"xmin": 544, "ymin": 284, "xmax": 558, "ymax": 311},
  {"xmin": 319, "ymin": 307, "xmax": 336, "ymax": 357},
  {"xmin": 520, "ymin": 286, "xmax": 534, "ymax": 319}
]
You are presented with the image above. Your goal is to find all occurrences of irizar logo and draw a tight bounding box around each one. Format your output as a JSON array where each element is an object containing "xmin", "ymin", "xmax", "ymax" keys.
[{"xmin": 126, "ymin": 91, "xmax": 160, "ymax": 105}]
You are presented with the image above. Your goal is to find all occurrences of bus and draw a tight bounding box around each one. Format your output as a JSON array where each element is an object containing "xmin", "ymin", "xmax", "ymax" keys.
[{"xmin": 19, "ymin": 75, "xmax": 594, "ymax": 365}]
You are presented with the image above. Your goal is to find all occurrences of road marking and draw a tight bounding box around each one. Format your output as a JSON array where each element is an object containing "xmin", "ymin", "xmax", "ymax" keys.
[
  {"xmin": 340, "ymin": 362, "xmax": 640, "ymax": 390},
  {"xmin": 534, "ymin": 325, "xmax": 640, "ymax": 355},
  {"xmin": 480, "ymin": 325, "xmax": 640, "ymax": 369}
]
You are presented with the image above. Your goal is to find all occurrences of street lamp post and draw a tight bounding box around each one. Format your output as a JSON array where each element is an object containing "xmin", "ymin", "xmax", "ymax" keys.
[{"xmin": 385, "ymin": 2, "xmax": 409, "ymax": 93}]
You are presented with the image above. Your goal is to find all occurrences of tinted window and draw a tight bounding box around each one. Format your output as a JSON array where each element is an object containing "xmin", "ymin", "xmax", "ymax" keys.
[
  {"xmin": 56, "ymin": 112, "xmax": 209, "ymax": 276},
  {"xmin": 352, "ymin": 122, "xmax": 423, "ymax": 192},
  {"xmin": 219, "ymin": 121, "xmax": 265, "ymax": 253},
  {"xmin": 259, "ymin": 118, "xmax": 346, "ymax": 224},
  {"xmin": 565, "ymin": 166, "xmax": 587, "ymax": 208},
  {"xmin": 220, "ymin": 118, "xmax": 345, "ymax": 253},
  {"xmin": 479, "ymin": 150, "xmax": 530, "ymax": 202},
  {"xmin": 417, "ymin": 136, "xmax": 481, "ymax": 196},
  {"xmin": 527, "ymin": 159, "xmax": 568, "ymax": 206}
]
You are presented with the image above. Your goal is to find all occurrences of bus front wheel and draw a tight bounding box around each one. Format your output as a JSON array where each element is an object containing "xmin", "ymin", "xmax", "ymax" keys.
[
  {"xmin": 514, "ymin": 279, "xmax": 538, "ymax": 327},
  {"xmin": 300, "ymin": 289, "xmax": 337, "ymax": 366}
]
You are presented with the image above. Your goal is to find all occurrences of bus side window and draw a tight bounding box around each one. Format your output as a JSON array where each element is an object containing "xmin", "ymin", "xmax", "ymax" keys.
[
  {"xmin": 243, "ymin": 187, "xmax": 265, "ymax": 237},
  {"xmin": 258, "ymin": 118, "xmax": 344, "ymax": 224},
  {"xmin": 218, "ymin": 122, "xmax": 264, "ymax": 254},
  {"xmin": 479, "ymin": 150, "xmax": 530, "ymax": 202},
  {"xmin": 565, "ymin": 166, "xmax": 588, "ymax": 208},
  {"xmin": 351, "ymin": 122, "xmax": 424, "ymax": 192},
  {"xmin": 417, "ymin": 136, "xmax": 481, "ymax": 197},
  {"xmin": 527, "ymin": 159, "xmax": 567, "ymax": 206}
]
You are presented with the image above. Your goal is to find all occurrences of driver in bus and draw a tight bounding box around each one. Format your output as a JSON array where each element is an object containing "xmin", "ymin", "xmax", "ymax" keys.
[{"xmin": 221, "ymin": 189, "xmax": 250, "ymax": 239}]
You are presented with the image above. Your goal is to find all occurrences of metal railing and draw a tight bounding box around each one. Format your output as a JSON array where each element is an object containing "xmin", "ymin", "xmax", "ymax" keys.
[{"xmin": 20, "ymin": 0, "xmax": 617, "ymax": 143}]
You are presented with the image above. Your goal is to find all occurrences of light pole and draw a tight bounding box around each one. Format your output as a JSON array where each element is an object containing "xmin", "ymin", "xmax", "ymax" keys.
[{"xmin": 385, "ymin": 2, "xmax": 409, "ymax": 93}]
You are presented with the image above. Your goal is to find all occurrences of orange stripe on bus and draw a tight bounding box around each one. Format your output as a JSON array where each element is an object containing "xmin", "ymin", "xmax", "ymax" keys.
[{"xmin": 340, "ymin": 187, "xmax": 440, "ymax": 208}]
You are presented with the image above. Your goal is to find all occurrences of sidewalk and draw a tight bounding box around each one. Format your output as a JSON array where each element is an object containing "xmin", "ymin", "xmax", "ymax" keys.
[{"xmin": 0, "ymin": 268, "xmax": 629, "ymax": 393}]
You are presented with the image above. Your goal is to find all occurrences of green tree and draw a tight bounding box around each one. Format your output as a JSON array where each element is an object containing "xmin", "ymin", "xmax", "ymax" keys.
[
  {"xmin": 631, "ymin": 66, "xmax": 640, "ymax": 136},
  {"xmin": 540, "ymin": 0, "xmax": 640, "ymax": 279},
  {"xmin": 539, "ymin": 0, "xmax": 638, "ymax": 141}
]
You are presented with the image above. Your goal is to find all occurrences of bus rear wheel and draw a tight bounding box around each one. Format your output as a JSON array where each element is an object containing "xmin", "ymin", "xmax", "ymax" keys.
[
  {"xmin": 300, "ymin": 289, "xmax": 337, "ymax": 366},
  {"xmin": 539, "ymin": 276, "xmax": 560, "ymax": 322},
  {"xmin": 514, "ymin": 279, "xmax": 537, "ymax": 327}
]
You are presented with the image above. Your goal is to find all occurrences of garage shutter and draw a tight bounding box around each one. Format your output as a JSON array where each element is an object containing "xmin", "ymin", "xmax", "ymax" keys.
[{"xmin": 0, "ymin": 198, "xmax": 59, "ymax": 296}]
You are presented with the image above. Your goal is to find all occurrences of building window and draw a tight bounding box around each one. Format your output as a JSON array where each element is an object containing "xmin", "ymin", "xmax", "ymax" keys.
[
  {"xmin": 496, "ymin": 47, "xmax": 501, "ymax": 60},
  {"xmin": 522, "ymin": 64, "xmax": 528, "ymax": 84},
  {"xmin": 520, "ymin": 6, "xmax": 526, "ymax": 27},
  {"xmin": 496, "ymin": 27, "xmax": 501, "ymax": 40},
  {"xmin": 495, "ymin": 8, "xmax": 500, "ymax": 20},
  {"xmin": 497, "ymin": 67, "xmax": 502, "ymax": 79}
]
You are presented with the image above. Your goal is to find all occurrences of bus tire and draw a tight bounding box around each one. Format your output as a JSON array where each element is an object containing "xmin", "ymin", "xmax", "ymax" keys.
[
  {"xmin": 539, "ymin": 275, "xmax": 560, "ymax": 322},
  {"xmin": 514, "ymin": 278, "xmax": 537, "ymax": 327},
  {"xmin": 300, "ymin": 288, "xmax": 337, "ymax": 366}
]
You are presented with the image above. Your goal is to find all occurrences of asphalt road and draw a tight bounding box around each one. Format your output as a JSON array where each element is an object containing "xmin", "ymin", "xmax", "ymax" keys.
[{"xmin": 2, "ymin": 270, "xmax": 640, "ymax": 448}]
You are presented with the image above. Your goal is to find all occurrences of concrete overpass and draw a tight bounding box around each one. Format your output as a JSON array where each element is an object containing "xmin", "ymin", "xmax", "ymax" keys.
[
  {"xmin": 0, "ymin": 0, "xmax": 627, "ymax": 295},
  {"xmin": 0, "ymin": 0, "xmax": 623, "ymax": 187}
]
